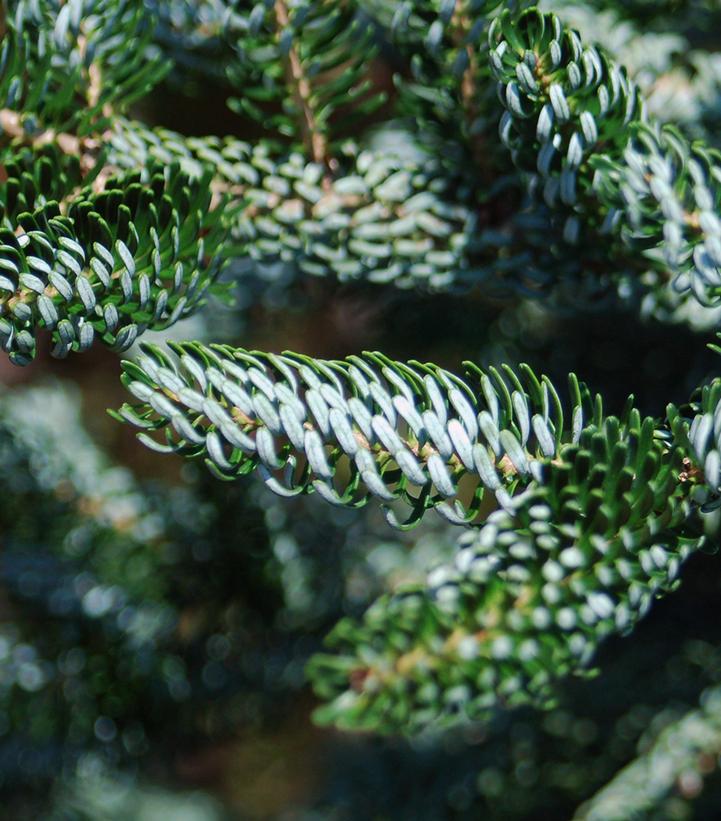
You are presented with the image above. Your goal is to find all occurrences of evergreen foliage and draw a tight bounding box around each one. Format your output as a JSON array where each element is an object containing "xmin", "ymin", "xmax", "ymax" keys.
[
  {"xmin": 491, "ymin": 9, "xmax": 721, "ymax": 308},
  {"xmin": 0, "ymin": 1, "xmax": 228, "ymax": 364},
  {"xmin": 575, "ymin": 683, "xmax": 721, "ymax": 820},
  {"xmin": 116, "ymin": 341, "xmax": 603, "ymax": 524},
  {"xmin": 309, "ymin": 416, "xmax": 703, "ymax": 732},
  {"xmin": 3, "ymin": 0, "xmax": 721, "ymax": 816}
]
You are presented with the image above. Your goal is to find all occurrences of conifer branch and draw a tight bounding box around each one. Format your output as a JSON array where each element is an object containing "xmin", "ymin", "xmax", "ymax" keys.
[
  {"xmin": 489, "ymin": 9, "xmax": 721, "ymax": 308},
  {"xmin": 3, "ymin": 6, "xmax": 721, "ymax": 809},
  {"xmin": 575, "ymin": 685, "xmax": 721, "ymax": 820},
  {"xmin": 0, "ymin": 154, "xmax": 229, "ymax": 364},
  {"xmin": 308, "ymin": 410, "xmax": 702, "ymax": 732},
  {"xmin": 115, "ymin": 340, "xmax": 604, "ymax": 529}
]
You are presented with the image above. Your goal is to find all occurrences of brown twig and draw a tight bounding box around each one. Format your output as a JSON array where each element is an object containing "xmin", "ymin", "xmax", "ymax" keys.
[
  {"xmin": 273, "ymin": 0, "xmax": 329, "ymax": 171},
  {"xmin": 0, "ymin": 109, "xmax": 81, "ymax": 153},
  {"xmin": 0, "ymin": 108, "xmax": 103, "ymax": 175},
  {"xmin": 77, "ymin": 32, "xmax": 104, "ymax": 113},
  {"xmin": 0, "ymin": 109, "xmax": 109, "ymax": 204},
  {"xmin": 450, "ymin": 4, "xmax": 492, "ymax": 183}
]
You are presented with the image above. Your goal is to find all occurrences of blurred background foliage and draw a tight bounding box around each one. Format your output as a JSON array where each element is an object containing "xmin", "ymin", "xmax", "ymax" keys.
[{"xmin": 4, "ymin": 0, "xmax": 721, "ymax": 818}]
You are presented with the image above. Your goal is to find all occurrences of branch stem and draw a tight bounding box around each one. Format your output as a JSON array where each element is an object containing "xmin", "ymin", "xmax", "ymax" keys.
[
  {"xmin": 450, "ymin": 4, "xmax": 492, "ymax": 183},
  {"xmin": 274, "ymin": 0, "xmax": 328, "ymax": 167},
  {"xmin": 0, "ymin": 109, "xmax": 103, "ymax": 180}
]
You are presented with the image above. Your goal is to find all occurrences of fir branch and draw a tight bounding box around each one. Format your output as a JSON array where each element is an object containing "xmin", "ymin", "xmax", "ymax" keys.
[
  {"xmin": 308, "ymin": 411, "xmax": 702, "ymax": 732},
  {"xmin": 108, "ymin": 117, "xmax": 589, "ymax": 298},
  {"xmin": 374, "ymin": 0, "xmax": 519, "ymax": 180},
  {"xmin": 0, "ymin": 1, "xmax": 169, "ymax": 137},
  {"xmin": 227, "ymin": 0, "xmax": 384, "ymax": 157},
  {"xmin": 115, "ymin": 340, "xmax": 605, "ymax": 529},
  {"xmin": 489, "ymin": 8, "xmax": 721, "ymax": 308},
  {"xmin": 575, "ymin": 685, "xmax": 721, "ymax": 820},
  {"xmin": 0, "ymin": 159, "xmax": 229, "ymax": 364}
]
